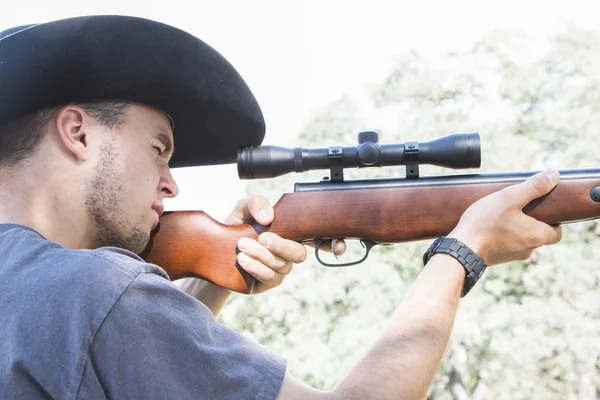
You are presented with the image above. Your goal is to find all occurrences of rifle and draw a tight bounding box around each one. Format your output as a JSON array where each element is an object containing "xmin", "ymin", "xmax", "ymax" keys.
[{"xmin": 141, "ymin": 131, "xmax": 600, "ymax": 294}]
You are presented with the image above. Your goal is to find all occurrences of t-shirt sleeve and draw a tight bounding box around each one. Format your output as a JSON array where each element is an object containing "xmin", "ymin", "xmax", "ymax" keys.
[{"xmin": 86, "ymin": 271, "xmax": 286, "ymax": 400}]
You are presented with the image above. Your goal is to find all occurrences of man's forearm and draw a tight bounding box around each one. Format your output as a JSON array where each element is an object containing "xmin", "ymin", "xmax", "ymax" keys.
[
  {"xmin": 175, "ymin": 278, "xmax": 232, "ymax": 316},
  {"xmin": 331, "ymin": 254, "xmax": 465, "ymax": 400}
]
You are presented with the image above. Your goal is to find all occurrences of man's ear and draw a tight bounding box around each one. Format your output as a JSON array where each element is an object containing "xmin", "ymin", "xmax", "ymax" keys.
[{"xmin": 55, "ymin": 105, "xmax": 90, "ymax": 162}]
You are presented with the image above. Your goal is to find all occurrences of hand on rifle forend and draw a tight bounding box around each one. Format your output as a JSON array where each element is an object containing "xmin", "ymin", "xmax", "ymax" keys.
[{"xmin": 449, "ymin": 170, "xmax": 563, "ymax": 266}]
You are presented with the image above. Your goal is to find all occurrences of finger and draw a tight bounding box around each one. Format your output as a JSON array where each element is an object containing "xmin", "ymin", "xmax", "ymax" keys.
[
  {"xmin": 247, "ymin": 195, "xmax": 274, "ymax": 225},
  {"xmin": 237, "ymin": 237, "xmax": 291, "ymax": 273},
  {"xmin": 535, "ymin": 223, "xmax": 563, "ymax": 247},
  {"xmin": 237, "ymin": 252, "xmax": 285, "ymax": 286},
  {"xmin": 224, "ymin": 198, "xmax": 252, "ymax": 225},
  {"xmin": 504, "ymin": 170, "xmax": 560, "ymax": 207},
  {"xmin": 550, "ymin": 224, "xmax": 563, "ymax": 245},
  {"xmin": 224, "ymin": 196, "xmax": 274, "ymax": 226},
  {"xmin": 331, "ymin": 239, "xmax": 347, "ymax": 256},
  {"xmin": 259, "ymin": 232, "xmax": 307, "ymax": 264},
  {"xmin": 518, "ymin": 217, "xmax": 563, "ymax": 249},
  {"xmin": 304, "ymin": 239, "xmax": 347, "ymax": 255}
]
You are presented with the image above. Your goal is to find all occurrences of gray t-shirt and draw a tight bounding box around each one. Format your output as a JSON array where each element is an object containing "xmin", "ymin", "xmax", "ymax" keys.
[{"xmin": 0, "ymin": 224, "xmax": 286, "ymax": 399}]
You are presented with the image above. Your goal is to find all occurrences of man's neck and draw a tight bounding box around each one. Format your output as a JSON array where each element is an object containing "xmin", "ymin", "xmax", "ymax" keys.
[{"xmin": 0, "ymin": 167, "xmax": 93, "ymax": 249}]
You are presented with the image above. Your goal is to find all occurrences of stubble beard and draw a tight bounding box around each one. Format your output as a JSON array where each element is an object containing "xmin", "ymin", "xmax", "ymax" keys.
[{"xmin": 84, "ymin": 137, "xmax": 149, "ymax": 254}]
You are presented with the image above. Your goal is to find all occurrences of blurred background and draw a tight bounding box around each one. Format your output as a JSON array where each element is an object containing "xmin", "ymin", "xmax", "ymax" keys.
[{"xmin": 3, "ymin": 1, "xmax": 599, "ymax": 398}]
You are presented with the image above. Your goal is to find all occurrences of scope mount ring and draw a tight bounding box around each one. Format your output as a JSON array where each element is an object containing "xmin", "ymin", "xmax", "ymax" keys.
[
  {"xmin": 327, "ymin": 146, "xmax": 344, "ymax": 182},
  {"xmin": 404, "ymin": 142, "xmax": 420, "ymax": 179}
]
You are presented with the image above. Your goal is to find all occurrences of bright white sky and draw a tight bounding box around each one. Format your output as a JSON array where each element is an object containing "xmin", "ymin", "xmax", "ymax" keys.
[{"xmin": 1, "ymin": 0, "xmax": 596, "ymax": 220}]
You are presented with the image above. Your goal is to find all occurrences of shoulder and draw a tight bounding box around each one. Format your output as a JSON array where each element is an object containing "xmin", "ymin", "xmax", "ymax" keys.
[
  {"xmin": 0, "ymin": 225, "xmax": 176, "ymax": 398},
  {"xmin": 0, "ymin": 224, "xmax": 172, "ymax": 339},
  {"xmin": 80, "ymin": 245, "xmax": 169, "ymax": 282},
  {"xmin": 89, "ymin": 271, "xmax": 287, "ymax": 399},
  {"xmin": 0, "ymin": 223, "xmax": 169, "ymax": 286},
  {"xmin": 0, "ymin": 224, "xmax": 173, "ymax": 330}
]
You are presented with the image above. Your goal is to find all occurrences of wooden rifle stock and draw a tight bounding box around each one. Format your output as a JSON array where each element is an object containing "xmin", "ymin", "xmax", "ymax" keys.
[{"xmin": 141, "ymin": 169, "xmax": 600, "ymax": 294}]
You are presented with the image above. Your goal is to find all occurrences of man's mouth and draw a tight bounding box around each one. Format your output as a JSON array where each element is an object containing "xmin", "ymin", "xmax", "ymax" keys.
[
  {"xmin": 151, "ymin": 204, "xmax": 164, "ymax": 230},
  {"xmin": 152, "ymin": 204, "xmax": 165, "ymax": 217}
]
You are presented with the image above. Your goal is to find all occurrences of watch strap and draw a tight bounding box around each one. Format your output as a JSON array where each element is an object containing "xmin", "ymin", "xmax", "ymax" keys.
[{"xmin": 423, "ymin": 237, "xmax": 487, "ymax": 297}]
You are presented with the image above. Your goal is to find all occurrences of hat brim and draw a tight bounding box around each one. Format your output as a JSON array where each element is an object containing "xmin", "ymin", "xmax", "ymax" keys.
[{"xmin": 0, "ymin": 15, "xmax": 265, "ymax": 168}]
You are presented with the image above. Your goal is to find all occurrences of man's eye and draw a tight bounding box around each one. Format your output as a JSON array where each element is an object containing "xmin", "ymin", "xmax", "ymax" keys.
[{"xmin": 153, "ymin": 146, "xmax": 163, "ymax": 155}]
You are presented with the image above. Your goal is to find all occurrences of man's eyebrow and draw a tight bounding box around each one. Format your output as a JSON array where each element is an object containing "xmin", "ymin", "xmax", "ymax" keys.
[{"xmin": 155, "ymin": 133, "xmax": 175, "ymax": 158}]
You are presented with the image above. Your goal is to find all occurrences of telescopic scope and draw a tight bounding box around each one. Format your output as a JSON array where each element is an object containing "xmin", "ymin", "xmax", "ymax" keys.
[{"xmin": 237, "ymin": 131, "xmax": 481, "ymax": 180}]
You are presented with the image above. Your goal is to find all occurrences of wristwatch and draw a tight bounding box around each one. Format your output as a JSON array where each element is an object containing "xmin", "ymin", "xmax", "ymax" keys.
[{"xmin": 422, "ymin": 237, "xmax": 487, "ymax": 297}]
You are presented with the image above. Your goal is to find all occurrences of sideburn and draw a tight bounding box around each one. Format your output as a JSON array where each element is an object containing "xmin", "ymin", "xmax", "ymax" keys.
[{"xmin": 84, "ymin": 136, "xmax": 148, "ymax": 252}]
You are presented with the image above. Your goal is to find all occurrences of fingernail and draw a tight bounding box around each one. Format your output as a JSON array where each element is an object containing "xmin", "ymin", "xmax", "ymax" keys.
[
  {"xmin": 331, "ymin": 239, "xmax": 339, "ymax": 260},
  {"xmin": 238, "ymin": 238, "xmax": 251, "ymax": 251},
  {"xmin": 258, "ymin": 208, "xmax": 272, "ymax": 222},
  {"xmin": 259, "ymin": 234, "xmax": 272, "ymax": 248},
  {"xmin": 546, "ymin": 170, "xmax": 560, "ymax": 185},
  {"xmin": 238, "ymin": 252, "xmax": 248, "ymax": 265}
]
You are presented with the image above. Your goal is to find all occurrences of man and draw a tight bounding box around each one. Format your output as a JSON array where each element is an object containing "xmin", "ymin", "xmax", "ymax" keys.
[{"xmin": 0, "ymin": 16, "xmax": 562, "ymax": 399}]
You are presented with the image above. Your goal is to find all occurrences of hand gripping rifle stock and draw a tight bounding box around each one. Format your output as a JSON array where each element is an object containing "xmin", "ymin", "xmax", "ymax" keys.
[{"xmin": 141, "ymin": 132, "xmax": 600, "ymax": 294}]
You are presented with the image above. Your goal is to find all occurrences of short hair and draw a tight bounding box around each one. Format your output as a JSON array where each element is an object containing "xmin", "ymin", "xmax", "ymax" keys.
[{"xmin": 0, "ymin": 101, "xmax": 129, "ymax": 168}]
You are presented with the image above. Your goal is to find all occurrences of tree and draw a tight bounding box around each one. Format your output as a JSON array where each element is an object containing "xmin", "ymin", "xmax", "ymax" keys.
[{"xmin": 219, "ymin": 25, "xmax": 600, "ymax": 399}]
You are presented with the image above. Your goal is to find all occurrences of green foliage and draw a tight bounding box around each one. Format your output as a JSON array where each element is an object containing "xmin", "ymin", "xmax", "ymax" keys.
[{"xmin": 219, "ymin": 25, "xmax": 600, "ymax": 399}]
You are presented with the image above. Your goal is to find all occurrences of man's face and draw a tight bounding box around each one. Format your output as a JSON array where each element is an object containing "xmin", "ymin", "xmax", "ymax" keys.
[{"xmin": 84, "ymin": 104, "xmax": 178, "ymax": 253}]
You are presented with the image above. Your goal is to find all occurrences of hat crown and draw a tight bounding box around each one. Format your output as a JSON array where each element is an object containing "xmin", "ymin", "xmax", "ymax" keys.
[
  {"xmin": 0, "ymin": 24, "xmax": 37, "ymax": 40},
  {"xmin": 0, "ymin": 16, "xmax": 265, "ymax": 168}
]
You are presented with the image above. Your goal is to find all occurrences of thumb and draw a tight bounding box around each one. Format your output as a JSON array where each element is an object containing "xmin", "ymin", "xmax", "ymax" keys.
[
  {"xmin": 224, "ymin": 195, "xmax": 274, "ymax": 226},
  {"xmin": 507, "ymin": 169, "xmax": 560, "ymax": 207},
  {"xmin": 224, "ymin": 198, "xmax": 252, "ymax": 225}
]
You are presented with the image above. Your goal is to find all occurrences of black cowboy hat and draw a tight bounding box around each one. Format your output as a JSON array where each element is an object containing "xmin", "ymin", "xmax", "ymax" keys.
[{"xmin": 0, "ymin": 15, "xmax": 265, "ymax": 168}]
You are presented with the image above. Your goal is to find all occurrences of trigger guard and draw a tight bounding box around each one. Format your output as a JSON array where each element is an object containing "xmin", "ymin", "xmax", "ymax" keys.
[{"xmin": 313, "ymin": 238, "xmax": 377, "ymax": 267}]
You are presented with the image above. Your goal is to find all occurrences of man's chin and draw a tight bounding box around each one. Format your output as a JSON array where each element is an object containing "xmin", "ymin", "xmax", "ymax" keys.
[
  {"xmin": 108, "ymin": 229, "xmax": 151, "ymax": 255},
  {"xmin": 136, "ymin": 231, "xmax": 156, "ymax": 258},
  {"xmin": 131, "ymin": 233, "xmax": 152, "ymax": 255}
]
